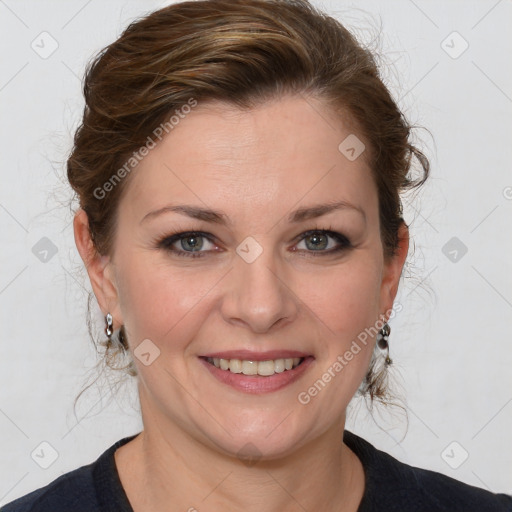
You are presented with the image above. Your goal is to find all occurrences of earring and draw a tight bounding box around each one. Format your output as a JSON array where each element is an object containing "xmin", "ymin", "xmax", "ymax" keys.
[
  {"xmin": 377, "ymin": 322, "xmax": 392, "ymax": 366},
  {"xmin": 104, "ymin": 312, "xmax": 127, "ymax": 350},
  {"xmin": 105, "ymin": 312, "xmax": 114, "ymax": 338}
]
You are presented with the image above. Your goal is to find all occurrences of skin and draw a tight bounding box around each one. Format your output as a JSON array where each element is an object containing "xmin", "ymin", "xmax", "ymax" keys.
[{"xmin": 74, "ymin": 94, "xmax": 409, "ymax": 512}]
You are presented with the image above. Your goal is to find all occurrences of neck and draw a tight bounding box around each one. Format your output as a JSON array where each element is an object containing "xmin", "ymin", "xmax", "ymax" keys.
[{"xmin": 116, "ymin": 403, "xmax": 364, "ymax": 512}]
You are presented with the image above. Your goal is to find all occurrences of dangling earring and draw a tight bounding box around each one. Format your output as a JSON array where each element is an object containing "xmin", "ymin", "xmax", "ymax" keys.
[
  {"xmin": 105, "ymin": 312, "xmax": 114, "ymax": 338},
  {"xmin": 377, "ymin": 322, "xmax": 392, "ymax": 366},
  {"xmin": 104, "ymin": 312, "xmax": 127, "ymax": 350}
]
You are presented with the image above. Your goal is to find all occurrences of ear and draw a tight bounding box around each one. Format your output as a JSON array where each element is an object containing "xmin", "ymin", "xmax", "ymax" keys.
[
  {"xmin": 379, "ymin": 221, "xmax": 409, "ymax": 321},
  {"xmin": 73, "ymin": 208, "xmax": 123, "ymax": 329}
]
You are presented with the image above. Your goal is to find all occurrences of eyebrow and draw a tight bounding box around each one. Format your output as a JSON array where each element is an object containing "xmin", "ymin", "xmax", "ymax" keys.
[{"xmin": 140, "ymin": 200, "xmax": 366, "ymax": 226}]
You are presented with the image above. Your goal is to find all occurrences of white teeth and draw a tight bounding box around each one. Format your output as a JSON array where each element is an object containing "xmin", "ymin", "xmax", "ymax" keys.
[
  {"xmin": 257, "ymin": 360, "xmax": 275, "ymax": 376},
  {"xmin": 206, "ymin": 356, "xmax": 304, "ymax": 376},
  {"xmin": 274, "ymin": 359, "xmax": 285, "ymax": 373},
  {"xmin": 242, "ymin": 360, "xmax": 258, "ymax": 375},
  {"xmin": 229, "ymin": 359, "xmax": 242, "ymax": 373}
]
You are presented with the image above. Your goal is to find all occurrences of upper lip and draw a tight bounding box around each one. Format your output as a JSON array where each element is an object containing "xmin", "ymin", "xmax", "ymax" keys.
[{"xmin": 200, "ymin": 350, "xmax": 312, "ymax": 361}]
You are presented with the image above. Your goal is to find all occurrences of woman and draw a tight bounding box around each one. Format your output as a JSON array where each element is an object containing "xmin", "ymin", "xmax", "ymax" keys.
[{"xmin": 3, "ymin": 0, "xmax": 511, "ymax": 511}]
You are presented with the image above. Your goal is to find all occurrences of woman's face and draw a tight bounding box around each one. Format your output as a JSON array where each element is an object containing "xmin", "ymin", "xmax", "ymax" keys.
[{"xmin": 79, "ymin": 95, "xmax": 408, "ymax": 459}]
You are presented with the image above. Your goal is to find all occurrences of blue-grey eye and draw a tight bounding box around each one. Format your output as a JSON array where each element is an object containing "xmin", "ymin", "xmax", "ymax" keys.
[
  {"xmin": 296, "ymin": 230, "xmax": 349, "ymax": 252},
  {"xmin": 180, "ymin": 234, "xmax": 205, "ymax": 251}
]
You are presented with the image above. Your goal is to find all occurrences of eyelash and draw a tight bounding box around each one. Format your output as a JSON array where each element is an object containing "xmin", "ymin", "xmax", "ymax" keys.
[{"xmin": 155, "ymin": 226, "xmax": 352, "ymax": 259}]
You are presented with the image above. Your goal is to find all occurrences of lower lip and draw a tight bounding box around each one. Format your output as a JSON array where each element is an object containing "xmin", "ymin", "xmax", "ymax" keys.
[{"xmin": 199, "ymin": 356, "xmax": 315, "ymax": 394}]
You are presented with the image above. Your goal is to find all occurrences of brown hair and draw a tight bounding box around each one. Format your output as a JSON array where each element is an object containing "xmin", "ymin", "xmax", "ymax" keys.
[{"xmin": 67, "ymin": 0, "xmax": 429, "ymax": 407}]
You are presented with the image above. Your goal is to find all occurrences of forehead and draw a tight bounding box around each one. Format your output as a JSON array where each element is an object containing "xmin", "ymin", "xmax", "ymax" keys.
[{"xmin": 119, "ymin": 95, "xmax": 377, "ymax": 226}]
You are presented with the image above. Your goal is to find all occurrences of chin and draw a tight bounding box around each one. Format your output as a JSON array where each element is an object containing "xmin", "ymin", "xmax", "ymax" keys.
[{"xmin": 200, "ymin": 413, "xmax": 317, "ymax": 463}]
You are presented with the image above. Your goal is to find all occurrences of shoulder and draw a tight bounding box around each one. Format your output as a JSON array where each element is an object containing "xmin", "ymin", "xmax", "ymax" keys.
[
  {"xmin": 1, "ymin": 434, "xmax": 138, "ymax": 512},
  {"xmin": 344, "ymin": 430, "xmax": 512, "ymax": 512},
  {"xmin": 396, "ymin": 461, "xmax": 512, "ymax": 511},
  {"xmin": 0, "ymin": 464, "xmax": 98, "ymax": 512}
]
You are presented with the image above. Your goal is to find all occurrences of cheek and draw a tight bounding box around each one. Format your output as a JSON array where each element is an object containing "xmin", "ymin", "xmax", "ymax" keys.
[
  {"xmin": 298, "ymin": 256, "xmax": 382, "ymax": 337},
  {"xmin": 296, "ymin": 255, "xmax": 382, "ymax": 397},
  {"xmin": 116, "ymin": 256, "xmax": 221, "ymax": 346}
]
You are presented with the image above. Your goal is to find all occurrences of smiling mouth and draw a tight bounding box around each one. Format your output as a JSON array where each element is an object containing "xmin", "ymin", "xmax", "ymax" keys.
[{"xmin": 203, "ymin": 356, "xmax": 306, "ymax": 376}]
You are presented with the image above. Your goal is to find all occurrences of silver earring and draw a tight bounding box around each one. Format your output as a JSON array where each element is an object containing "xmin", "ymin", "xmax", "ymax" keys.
[
  {"xmin": 377, "ymin": 322, "xmax": 392, "ymax": 366},
  {"xmin": 105, "ymin": 312, "xmax": 114, "ymax": 338},
  {"xmin": 104, "ymin": 312, "xmax": 128, "ymax": 350}
]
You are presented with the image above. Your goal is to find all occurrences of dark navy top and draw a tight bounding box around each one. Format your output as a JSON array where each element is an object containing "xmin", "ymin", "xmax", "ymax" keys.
[{"xmin": 2, "ymin": 430, "xmax": 511, "ymax": 511}]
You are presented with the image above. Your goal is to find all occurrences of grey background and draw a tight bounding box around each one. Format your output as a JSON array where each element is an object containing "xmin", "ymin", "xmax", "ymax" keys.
[{"xmin": 1, "ymin": 0, "xmax": 511, "ymax": 504}]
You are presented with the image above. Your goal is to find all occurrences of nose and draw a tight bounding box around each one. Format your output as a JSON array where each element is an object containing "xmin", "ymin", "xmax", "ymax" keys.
[{"xmin": 220, "ymin": 243, "xmax": 299, "ymax": 334}]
